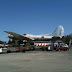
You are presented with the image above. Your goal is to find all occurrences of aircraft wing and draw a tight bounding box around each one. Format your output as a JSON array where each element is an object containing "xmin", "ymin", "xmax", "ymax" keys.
[{"xmin": 4, "ymin": 31, "xmax": 32, "ymax": 41}]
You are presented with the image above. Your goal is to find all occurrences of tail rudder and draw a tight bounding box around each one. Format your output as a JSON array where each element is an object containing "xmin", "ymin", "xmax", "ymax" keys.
[{"xmin": 51, "ymin": 25, "xmax": 64, "ymax": 37}]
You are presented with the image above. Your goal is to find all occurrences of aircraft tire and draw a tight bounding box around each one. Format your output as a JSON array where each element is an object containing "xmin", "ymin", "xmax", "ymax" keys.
[
  {"xmin": 22, "ymin": 50, "xmax": 25, "ymax": 52},
  {"xmin": 32, "ymin": 48, "xmax": 35, "ymax": 51},
  {"xmin": 45, "ymin": 48, "xmax": 48, "ymax": 51},
  {"xmin": 42, "ymin": 48, "xmax": 45, "ymax": 51},
  {"xmin": 7, "ymin": 50, "xmax": 11, "ymax": 53}
]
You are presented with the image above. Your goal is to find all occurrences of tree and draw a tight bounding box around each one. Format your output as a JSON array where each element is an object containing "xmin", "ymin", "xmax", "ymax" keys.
[
  {"xmin": 0, "ymin": 40, "xmax": 4, "ymax": 44},
  {"xmin": 62, "ymin": 35, "xmax": 72, "ymax": 43}
]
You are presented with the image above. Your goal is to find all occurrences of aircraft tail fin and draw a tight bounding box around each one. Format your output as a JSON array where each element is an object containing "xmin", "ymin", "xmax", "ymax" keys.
[{"xmin": 51, "ymin": 25, "xmax": 64, "ymax": 37}]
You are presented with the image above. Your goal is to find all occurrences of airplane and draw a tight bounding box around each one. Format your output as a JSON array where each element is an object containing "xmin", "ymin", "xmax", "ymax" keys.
[{"xmin": 4, "ymin": 25, "xmax": 64, "ymax": 41}]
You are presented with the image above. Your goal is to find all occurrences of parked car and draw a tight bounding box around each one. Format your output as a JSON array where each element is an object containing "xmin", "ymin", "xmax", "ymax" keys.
[
  {"xmin": 0, "ymin": 47, "xmax": 7, "ymax": 53},
  {"xmin": 56, "ymin": 44, "xmax": 69, "ymax": 51}
]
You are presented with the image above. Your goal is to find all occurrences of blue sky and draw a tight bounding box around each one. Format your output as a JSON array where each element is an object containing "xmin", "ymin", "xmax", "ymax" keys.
[{"xmin": 0, "ymin": 0, "xmax": 72, "ymax": 42}]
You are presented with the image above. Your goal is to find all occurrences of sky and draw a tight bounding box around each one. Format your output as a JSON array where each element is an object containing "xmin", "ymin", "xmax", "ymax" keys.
[{"xmin": 0, "ymin": 0, "xmax": 72, "ymax": 42}]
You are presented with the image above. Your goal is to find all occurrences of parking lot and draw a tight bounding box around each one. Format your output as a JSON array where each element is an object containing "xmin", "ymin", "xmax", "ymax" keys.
[{"xmin": 0, "ymin": 48, "xmax": 72, "ymax": 72}]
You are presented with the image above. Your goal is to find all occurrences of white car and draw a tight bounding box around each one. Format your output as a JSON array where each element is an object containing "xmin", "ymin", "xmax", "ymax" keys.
[{"xmin": 0, "ymin": 48, "xmax": 7, "ymax": 53}]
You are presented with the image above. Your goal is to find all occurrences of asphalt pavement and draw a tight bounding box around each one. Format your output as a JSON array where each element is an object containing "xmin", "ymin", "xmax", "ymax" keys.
[{"xmin": 0, "ymin": 48, "xmax": 72, "ymax": 72}]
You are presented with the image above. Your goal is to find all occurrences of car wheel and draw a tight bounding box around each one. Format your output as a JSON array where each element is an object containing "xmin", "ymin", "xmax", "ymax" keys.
[
  {"xmin": 58, "ymin": 49, "xmax": 61, "ymax": 51},
  {"xmin": 66, "ymin": 48, "xmax": 69, "ymax": 51},
  {"xmin": 56, "ymin": 48, "xmax": 58, "ymax": 51}
]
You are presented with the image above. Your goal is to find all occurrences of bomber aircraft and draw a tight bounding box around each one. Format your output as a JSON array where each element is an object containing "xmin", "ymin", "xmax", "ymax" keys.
[{"xmin": 4, "ymin": 25, "xmax": 64, "ymax": 41}]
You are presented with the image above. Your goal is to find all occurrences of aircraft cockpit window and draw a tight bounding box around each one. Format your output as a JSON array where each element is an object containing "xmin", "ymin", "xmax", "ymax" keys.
[{"xmin": 9, "ymin": 34, "xmax": 13, "ymax": 37}]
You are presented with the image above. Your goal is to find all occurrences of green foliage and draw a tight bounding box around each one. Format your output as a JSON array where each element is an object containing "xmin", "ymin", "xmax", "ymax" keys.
[
  {"xmin": 62, "ymin": 35, "xmax": 72, "ymax": 43},
  {"xmin": 0, "ymin": 40, "xmax": 4, "ymax": 44},
  {"xmin": 40, "ymin": 46, "xmax": 47, "ymax": 48}
]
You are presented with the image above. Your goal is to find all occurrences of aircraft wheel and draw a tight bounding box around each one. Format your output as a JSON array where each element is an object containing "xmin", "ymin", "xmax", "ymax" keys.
[
  {"xmin": 42, "ymin": 48, "xmax": 45, "ymax": 51},
  {"xmin": 7, "ymin": 50, "xmax": 11, "ymax": 53},
  {"xmin": 22, "ymin": 49, "xmax": 25, "ymax": 52},
  {"xmin": 45, "ymin": 48, "xmax": 48, "ymax": 51},
  {"xmin": 32, "ymin": 48, "xmax": 35, "ymax": 51}
]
